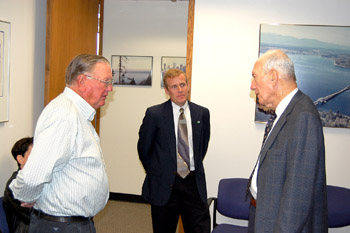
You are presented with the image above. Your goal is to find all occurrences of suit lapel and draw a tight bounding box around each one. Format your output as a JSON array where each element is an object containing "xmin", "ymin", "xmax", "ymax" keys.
[
  {"xmin": 162, "ymin": 100, "xmax": 177, "ymax": 162},
  {"xmin": 189, "ymin": 102, "xmax": 200, "ymax": 160},
  {"xmin": 259, "ymin": 90, "xmax": 303, "ymax": 165}
]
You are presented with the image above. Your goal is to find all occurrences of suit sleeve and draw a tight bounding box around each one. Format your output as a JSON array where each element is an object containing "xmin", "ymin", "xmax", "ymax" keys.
[
  {"xmin": 202, "ymin": 108, "xmax": 210, "ymax": 159},
  {"xmin": 274, "ymin": 111, "xmax": 325, "ymax": 232},
  {"xmin": 137, "ymin": 108, "xmax": 156, "ymax": 172}
]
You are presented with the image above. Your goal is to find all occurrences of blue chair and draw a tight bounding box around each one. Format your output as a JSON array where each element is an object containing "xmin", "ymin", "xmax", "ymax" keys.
[
  {"xmin": 327, "ymin": 185, "xmax": 350, "ymax": 228},
  {"xmin": 208, "ymin": 178, "xmax": 250, "ymax": 233},
  {"xmin": 0, "ymin": 197, "xmax": 10, "ymax": 233},
  {"xmin": 209, "ymin": 181, "xmax": 350, "ymax": 231}
]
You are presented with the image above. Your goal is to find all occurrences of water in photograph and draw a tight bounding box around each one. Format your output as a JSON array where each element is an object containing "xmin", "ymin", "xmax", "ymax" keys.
[
  {"xmin": 291, "ymin": 53, "xmax": 350, "ymax": 116},
  {"xmin": 113, "ymin": 70, "xmax": 151, "ymax": 86}
]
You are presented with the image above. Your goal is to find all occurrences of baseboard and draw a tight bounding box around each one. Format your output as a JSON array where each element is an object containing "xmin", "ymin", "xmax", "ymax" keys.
[{"xmin": 109, "ymin": 192, "xmax": 147, "ymax": 204}]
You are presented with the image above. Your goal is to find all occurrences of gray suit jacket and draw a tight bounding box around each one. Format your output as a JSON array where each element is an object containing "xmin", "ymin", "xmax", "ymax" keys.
[
  {"xmin": 137, "ymin": 100, "xmax": 210, "ymax": 206},
  {"xmin": 248, "ymin": 90, "xmax": 328, "ymax": 233}
]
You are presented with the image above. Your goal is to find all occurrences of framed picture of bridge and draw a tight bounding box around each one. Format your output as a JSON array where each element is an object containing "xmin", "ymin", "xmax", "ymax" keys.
[{"xmin": 255, "ymin": 24, "xmax": 350, "ymax": 128}]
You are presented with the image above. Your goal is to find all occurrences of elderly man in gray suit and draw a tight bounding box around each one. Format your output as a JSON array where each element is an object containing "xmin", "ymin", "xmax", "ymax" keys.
[{"xmin": 247, "ymin": 49, "xmax": 328, "ymax": 233}]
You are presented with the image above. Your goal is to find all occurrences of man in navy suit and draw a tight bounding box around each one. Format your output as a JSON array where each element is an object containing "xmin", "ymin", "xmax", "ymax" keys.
[
  {"xmin": 138, "ymin": 69, "xmax": 211, "ymax": 233},
  {"xmin": 248, "ymin": 50, "xmax": 328, "ymax": 232}
]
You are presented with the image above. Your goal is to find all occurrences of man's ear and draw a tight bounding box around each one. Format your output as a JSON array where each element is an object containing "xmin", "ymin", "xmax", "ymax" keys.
[
  {"xmin": 164, "ymin": 87, "xmax": 169, "ymax": 96},
  {"xmin": 16, "ymin": 155, "xmax": 25, "ymax": 166},
  {"xmin": 270, "ymin": 69, "xmax": 279, "ymax": 86},
  {"xmin": 77, "ymin": 74, "xmax": 87, "ymax": 91}
]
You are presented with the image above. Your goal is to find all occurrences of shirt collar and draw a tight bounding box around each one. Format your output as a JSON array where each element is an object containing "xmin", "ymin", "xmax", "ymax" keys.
[
  {"xmin": 275, "ymin": 88, "xmax": 298, "ymax": 118},
  {"xmin": 64, "ymin": 87, "xmax": 96, "ymax": 121},
  {"xmin": 171, "ymin": 100, "xmax": 189, "ymax": 113}
]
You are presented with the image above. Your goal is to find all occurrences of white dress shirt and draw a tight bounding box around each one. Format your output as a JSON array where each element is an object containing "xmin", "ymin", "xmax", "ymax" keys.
[
  {"xmin": 251, "ymin": 88, "xmax": 298, "ymax": 199},
  {"xmin": 171, "ymin": 101, "xmax": 195, "ymax": 171},
  {"xmin": 10, "ymin": 87, "xmax": 109, "ymax": 217}
]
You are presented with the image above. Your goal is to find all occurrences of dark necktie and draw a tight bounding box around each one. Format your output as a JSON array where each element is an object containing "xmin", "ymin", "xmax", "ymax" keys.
[
  {"xmin": 177, "ymin": 108, "xmax": 190, "ymax": 178},
  {"xmin": 262, "ymin": 113, "xmax": 277, "ymax": 144},
  {"xmin": 246, "ymin": 113, "xmax": 277, "ymax": 198}
]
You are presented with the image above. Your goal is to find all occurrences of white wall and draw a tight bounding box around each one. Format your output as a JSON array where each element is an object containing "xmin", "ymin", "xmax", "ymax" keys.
[
  {"xmin": 0, "ymin": 0, "xmax": 46, "ymax": 191},
  {"xmin": 101, "ymin": 0, "xmax": 189, "ymax": 194},
  {"xmin": 191, "ymin": 0, "xmax": 350, "ymax": 192},
  {"xmin": 102, "ymin": 0, "xmax": 350, "ymax": 193}
]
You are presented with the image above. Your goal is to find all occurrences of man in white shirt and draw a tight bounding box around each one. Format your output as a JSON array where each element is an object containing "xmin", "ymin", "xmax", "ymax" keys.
[
  {"xmin": 10, "ymin": 54, "xmax": 113, "ymax": 233},
  {"xmin": 247, "ymin": 50, "xmax": 327, "ymax": 233}
]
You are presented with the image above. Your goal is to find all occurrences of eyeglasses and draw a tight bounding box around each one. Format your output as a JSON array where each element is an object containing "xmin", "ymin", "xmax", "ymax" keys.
[{"xmin": 84, "ymin": 74, "xmax": 114, "ymax": 87}]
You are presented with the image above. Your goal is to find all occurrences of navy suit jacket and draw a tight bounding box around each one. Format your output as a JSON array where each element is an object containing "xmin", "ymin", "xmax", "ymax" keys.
[
  {"xmin": 248, "ymin": 90, "xmax": 328, "ymax": 233},
  {"xmin": 137, "ymin": 99, "xmax": 210, "ymax": 206}
]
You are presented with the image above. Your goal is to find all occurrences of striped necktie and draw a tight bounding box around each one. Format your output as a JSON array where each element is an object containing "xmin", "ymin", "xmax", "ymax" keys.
[{"xmin": 177, "ymin": 108, "xmax": 190, "ymax": 178}]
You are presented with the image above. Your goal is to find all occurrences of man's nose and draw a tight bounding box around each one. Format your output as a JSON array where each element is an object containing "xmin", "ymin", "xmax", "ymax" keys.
[
  {"xmin": 250, "ymin": 80, "xmax": 256, "ymax": 90},
  {"xmin": 106, "ymin": 84, "xmax": 113, "ymax": 91}
]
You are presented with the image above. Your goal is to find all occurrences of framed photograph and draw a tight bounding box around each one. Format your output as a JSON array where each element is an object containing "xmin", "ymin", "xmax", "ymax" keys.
[
  {"xmin": 256, "ymin": 24, "xmax": 350, "ymax": 128},
  {"xmin": 161, "ymin": 56, "xmax": 186, "ymax": 87},
  {"xmin": 111, "ymin": 55, "xmax": 153, "ymax": 86},
  {"xmin": 0, "ymin": 20, "xmax": 10, "ymax": 122}
]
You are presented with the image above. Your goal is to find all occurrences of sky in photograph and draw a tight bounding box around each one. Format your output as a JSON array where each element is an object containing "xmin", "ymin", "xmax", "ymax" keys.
[{"xmin": 112, "ymin": 56, "xmax": 152, "ymax": 71}]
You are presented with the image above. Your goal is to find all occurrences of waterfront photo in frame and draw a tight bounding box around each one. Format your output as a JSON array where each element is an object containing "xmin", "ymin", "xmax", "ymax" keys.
[
  {"xmin": 111, "ymin": 55, "xmax": 153, "ymax": 86},
  {"xmin": 255, "ymin": 24, "xmax": 350, "ymax": 128},
  {"xmin": 161, "ymin": 56, "xmax": 186, "ymax": 87},
  {"xmin": 0, "ymin": 20, "xmax": 10, "ymax": 122}
]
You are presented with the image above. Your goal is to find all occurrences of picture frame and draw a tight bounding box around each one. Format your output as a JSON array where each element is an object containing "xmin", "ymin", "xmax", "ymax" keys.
[
  {"xmin": 161, "ymin": 56, "xmax": 186, "ymax": 87},
  {"xmin": 111, "ymin": 55, "xmax": 153, "ymax": 86},
  {"xmin": 0, "ymin": 20, "xmax": 10, "ymax": 122},
  {"xmin": 256, "ymin": 24, "xmax": 350, "ymax": 128}
]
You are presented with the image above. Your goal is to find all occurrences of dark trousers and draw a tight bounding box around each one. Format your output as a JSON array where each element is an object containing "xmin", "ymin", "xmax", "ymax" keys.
[
  {"xmin": 28, "ymin": 212, "xmax": 96, "ymax": 233},
  {"xmin": 248, "ymin": 204, "xmax": 256, "ymax": 233},
  {"xmin": 151, "ymin": 173, "xmax": 210, "ymax": 233}
]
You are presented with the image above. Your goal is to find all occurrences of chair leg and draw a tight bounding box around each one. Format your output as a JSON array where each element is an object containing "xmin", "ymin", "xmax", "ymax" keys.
[{"xmin": 213, "ymin": 198, "xmax": 218, "ymax": 228}]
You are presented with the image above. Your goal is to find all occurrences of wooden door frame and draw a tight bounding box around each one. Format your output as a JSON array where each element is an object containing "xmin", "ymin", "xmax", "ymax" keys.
[
  {"xmin": 186, "ymin": 0, "xmax": 195, "ymax": 101},
  {"xmin": 45, "ymin": 0, "xmax": 103, "ymax": 132},
  {"xmin": 179, "ymin": 2, "xmax": 195, "ymax": 232},
  {"xmin": 94, "ymin": 0, "xmax": 104, "ymax": 132}
]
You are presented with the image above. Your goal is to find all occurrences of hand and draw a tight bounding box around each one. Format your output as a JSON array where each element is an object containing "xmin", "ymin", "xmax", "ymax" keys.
[{"xmin": 21, "ymin": 202, "xmax": 35, "ymax": 208}]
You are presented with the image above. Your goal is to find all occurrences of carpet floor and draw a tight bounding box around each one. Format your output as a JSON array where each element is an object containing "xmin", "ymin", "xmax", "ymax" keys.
[{"xmin": 94, "ymin": 200, "xmax": 154, "ymax": 233}]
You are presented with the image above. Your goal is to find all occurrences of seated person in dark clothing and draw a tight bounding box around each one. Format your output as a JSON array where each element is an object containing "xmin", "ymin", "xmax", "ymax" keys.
[{"xmin": 3, "ymin": 137, "xmax": 33, "ymax": 233}]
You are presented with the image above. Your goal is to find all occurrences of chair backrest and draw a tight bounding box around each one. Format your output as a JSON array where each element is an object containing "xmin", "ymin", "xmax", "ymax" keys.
[
  {"xmin": 327, "ymin": 185, "xmax": 350, "ymax": 228},
  {"xmin": 0, "ymin": 197, "xmax": 10, "ymax": 233},
  {"xmin": 217, "ymin": 178, "xmax": 250, "ymax": 220}
]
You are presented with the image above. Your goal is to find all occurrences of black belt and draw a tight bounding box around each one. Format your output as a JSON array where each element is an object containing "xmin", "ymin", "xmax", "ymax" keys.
[{"xmin": 33, "ymin": 209, "xmax": 92, "ymax": 223}]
